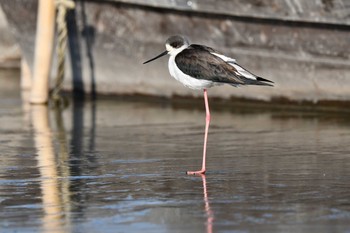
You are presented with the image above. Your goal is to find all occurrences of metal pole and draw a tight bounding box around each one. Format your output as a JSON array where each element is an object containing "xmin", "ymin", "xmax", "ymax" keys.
[{"xmin": 30, "ymin": 0, "xmax": 56, "ymax": 104}]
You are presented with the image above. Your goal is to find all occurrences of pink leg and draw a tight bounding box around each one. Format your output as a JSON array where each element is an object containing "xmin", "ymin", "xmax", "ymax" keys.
[{"xmin": 187, "ymin": 89, "xmax": 210, "ymax": 175}]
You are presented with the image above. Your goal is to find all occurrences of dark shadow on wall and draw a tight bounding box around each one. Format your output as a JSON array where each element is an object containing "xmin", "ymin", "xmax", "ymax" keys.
[
  {"xmin": 66, "ymin": 2, "xmax": 96, "ymax": 99},
  {"xmin": 80, "ymin": 0, "xmax": 96, "ymax": 101}
]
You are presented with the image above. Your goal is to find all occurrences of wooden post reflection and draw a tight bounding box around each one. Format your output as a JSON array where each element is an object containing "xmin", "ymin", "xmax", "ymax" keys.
[
  {"xmin": 31, "ymin": 104, "xmax": 71, "ymax": 233},
  {"xmin": 21, "ymin": 90, "xmax": 32, "ymax": 129},
  {"xmin": 200, "ymin": 174, "xmax": 214, "ymax": 233}
]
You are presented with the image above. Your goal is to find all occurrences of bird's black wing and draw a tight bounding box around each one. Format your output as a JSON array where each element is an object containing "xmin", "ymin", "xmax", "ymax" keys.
[{"xmin": 175, "ymin": 44, "xmax": 246, "ymax": 85}]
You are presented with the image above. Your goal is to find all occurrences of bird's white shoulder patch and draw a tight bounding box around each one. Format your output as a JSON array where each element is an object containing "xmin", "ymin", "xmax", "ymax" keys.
[{"xmin": 210, "ymin": 52, "xmax": 236, "ymax": 63}]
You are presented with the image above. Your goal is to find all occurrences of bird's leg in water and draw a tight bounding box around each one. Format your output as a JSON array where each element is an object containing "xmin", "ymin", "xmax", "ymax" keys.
[{"xmin": 187, "ymin": 89, "xmax": 210, "ymax": 175}]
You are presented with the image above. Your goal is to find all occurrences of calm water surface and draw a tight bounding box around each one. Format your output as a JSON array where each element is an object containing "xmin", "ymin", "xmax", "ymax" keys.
[{"xmin": 1, "ymin": 71, "xmax": 350, "ymax": 233}]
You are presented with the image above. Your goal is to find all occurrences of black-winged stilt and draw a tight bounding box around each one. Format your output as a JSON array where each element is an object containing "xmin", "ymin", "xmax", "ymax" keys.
[{"xmin": 143, "ymin": 35, "xmax": 274, "ymax": 175}]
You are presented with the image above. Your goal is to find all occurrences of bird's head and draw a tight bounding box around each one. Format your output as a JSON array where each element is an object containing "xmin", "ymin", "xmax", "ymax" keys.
[{"xmin": 143, "ymin": 35, "xmax": 190, "ymax": 64}]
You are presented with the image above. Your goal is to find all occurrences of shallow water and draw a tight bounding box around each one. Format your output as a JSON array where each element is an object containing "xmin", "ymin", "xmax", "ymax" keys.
[{"xmin": 1, "ymin": 72, "xmax": 350, "ymax": 232}]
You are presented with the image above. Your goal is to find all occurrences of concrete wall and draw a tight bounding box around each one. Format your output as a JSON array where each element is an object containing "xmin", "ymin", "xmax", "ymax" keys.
[
  {"xmin": 110, "ymin": 0, "xmax": 350, "ymax": 25},
  {"xmin": 0, "ymin": 5, "xmax": 20, "ymax": 68}
]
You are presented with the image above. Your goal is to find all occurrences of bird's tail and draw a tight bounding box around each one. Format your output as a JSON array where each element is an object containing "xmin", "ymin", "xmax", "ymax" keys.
[
  {"xmin": 229, "ymin": 62, "xmax": 274, "ymax": 87},
  {"xmin": 238, "ymin": 76, "xmax": 274, "ymax": 87},
  {"xmin": 254, "ymin": 77, "xmax": 274, "ymax": 86}
]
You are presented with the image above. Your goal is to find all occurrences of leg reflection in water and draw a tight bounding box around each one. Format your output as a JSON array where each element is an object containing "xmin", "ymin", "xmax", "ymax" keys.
[{"xmin": 200, "ymin": 174, "xmax": 214, "ymax": 233}]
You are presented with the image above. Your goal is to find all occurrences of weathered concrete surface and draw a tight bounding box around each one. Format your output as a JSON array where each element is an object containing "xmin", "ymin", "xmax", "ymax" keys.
[
  {"xmin": 1, "ymin": 0, "xmax": 349, "ymax": 102},
  {"xmin": 0, "ymin": 5, "xmax": 20, "ymax": 68},
  {"xmin": 110, "ymin": 0, "xmax": 350, "ymax": 26}
]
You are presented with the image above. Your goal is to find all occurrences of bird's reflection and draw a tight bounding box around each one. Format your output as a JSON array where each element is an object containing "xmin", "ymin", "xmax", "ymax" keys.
[
  {"xmin": 200, "ymin": 174, "xmax": 214, "ymax": 233},
  {"xmin": 31, "ymin": 104, "xmax": 71, "ymax": 233}
]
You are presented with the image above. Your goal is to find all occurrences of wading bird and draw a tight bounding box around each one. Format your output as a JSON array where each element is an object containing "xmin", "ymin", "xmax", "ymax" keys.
[{"xmin": 143, "ymin": 35, "xmax": 273, "ymax": 175}]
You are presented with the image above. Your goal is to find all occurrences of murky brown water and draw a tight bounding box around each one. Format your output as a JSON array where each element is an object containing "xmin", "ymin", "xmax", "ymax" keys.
[{"xmin": 1, "ymin": 71, "xmax": 350, "ymax": 232}]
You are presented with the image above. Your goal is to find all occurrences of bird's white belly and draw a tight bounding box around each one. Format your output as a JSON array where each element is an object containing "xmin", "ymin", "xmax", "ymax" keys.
[{"xmin": 168, "ymin": 56, "xmax": 216, "ymax": 90}]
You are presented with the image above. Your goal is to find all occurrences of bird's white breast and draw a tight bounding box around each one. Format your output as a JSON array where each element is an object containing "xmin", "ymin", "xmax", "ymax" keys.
[{"xmin": 168, "ymin": 55, "xmax": 216, "ymax": 90}]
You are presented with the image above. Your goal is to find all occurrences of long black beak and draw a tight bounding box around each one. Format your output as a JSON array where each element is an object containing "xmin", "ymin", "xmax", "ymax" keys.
[{"xmin": 143, "ymin": 51, "xmax": 168, "ymax": 64}]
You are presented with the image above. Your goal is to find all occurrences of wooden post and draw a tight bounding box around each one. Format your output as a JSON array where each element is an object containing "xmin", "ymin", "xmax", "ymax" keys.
[{"xmin": 30, "ymin": 0, "xmax": 56, "ymax": 104}]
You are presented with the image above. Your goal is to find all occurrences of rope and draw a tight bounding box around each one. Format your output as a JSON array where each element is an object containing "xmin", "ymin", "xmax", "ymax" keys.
[{"xmin": 51, "ymin": 0, "xmax": 75, "ymax": 101}]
